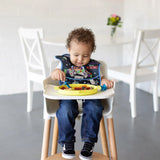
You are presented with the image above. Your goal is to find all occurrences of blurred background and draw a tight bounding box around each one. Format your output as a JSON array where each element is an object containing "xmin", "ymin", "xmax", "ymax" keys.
[{"xmin": 0, "ymin": 0, "xmax": 160, "ymax": 95}]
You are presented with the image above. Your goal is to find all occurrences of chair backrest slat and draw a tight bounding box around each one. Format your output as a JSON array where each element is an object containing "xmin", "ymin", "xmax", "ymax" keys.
[{"xmin": 142, "ymin": 29, "xmax": 160, "ymax": 39}]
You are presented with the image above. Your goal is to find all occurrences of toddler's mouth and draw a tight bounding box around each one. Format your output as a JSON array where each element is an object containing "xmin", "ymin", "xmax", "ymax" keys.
[{"xmin": 76, "ymin": 63, "xmax": 83, "ymax": 66}]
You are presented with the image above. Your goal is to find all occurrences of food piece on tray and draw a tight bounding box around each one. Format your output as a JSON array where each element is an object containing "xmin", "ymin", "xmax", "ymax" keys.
[{"xmin": 59, "ymin": 84, "xmax": 93, "ymax": 90}]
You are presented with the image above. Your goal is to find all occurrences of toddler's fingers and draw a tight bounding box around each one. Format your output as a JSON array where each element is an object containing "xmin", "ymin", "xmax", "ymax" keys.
[
  {"xmin": 61, "ymin": 73, "xmax": 66, "ymax": 82},
  {"xmin": 107, "ymin": 84, "xmax": 112, "ymax": 89},
  {"xmin": 59, "ymin": 74, "xmax": 62, "ymax": 81},
  {"xmin": 111, "ymin": 79, "xmax": 117, "ymax": 82},
  {"xmin": 107, "ymin": 81, "xmax": 114, "ymax": 89}
]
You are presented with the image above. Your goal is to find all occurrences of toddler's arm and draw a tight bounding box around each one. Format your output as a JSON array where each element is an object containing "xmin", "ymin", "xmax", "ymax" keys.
[
  {"xmin": 51, "ymin": 69, "xmax": 66, "ymax": 82},
  {"xmin": 101, "ymin": 76, "xmax": 114, "ymax": 89}
]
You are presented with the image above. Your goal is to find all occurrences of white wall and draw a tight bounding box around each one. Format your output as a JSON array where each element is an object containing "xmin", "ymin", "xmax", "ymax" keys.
[{"xmin": 0, "ymin": 0, "xmax": 124, "ymax": 95}]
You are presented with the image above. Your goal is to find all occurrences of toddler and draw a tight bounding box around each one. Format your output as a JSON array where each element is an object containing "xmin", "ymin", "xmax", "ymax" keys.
[{"xmin": 51, "ymin": 27, "xmax": 113, "ymax": 160}]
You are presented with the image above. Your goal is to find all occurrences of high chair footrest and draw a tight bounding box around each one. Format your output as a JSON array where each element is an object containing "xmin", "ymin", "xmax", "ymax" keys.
[{"xmin": 46, "ymin": 151, "xmax": 109, "ymax": 160}]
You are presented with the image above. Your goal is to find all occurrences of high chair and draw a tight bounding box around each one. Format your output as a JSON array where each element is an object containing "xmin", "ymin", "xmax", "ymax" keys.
[
  {"xmin": 41, "ymin": 61, "xmax": 117, "ymax": 160},
  {"xmin": 108, "ymin": 29, "xmax": 160, "ymax": 118}
]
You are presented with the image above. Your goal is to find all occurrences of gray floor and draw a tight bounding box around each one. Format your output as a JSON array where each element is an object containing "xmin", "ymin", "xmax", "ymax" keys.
[{"xmin": 0, "ymin": 82, "xmax": 160, "ymax": 160}]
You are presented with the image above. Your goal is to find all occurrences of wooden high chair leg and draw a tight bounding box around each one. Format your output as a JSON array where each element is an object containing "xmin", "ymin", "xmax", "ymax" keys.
[
  {"xmin": 41, "ymin": 119, "xmax": 51, "ymax": 160},
  {"xmin": 100, "ymin": 117, "xmax": 109, "ymax": 158},
  {"xmin": 51, "ymin": 117, "xmax": 59, "ymax": 155},
  {"xmin": 107, "ymin": 117, "xmax": 117, "ymax": 160}
]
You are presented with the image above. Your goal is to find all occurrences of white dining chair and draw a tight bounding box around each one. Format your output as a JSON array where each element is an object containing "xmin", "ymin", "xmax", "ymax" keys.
[
  {"xmin": 41, "ymin": 61, "xmax": 117, "ymax": 160},
  {"xmin": 18, "ymin": 27, "xmax": 50, "ymax": 112},
  {"xmin": 108, "ymin": 29, "xmax": 160, "ymax": 118}
]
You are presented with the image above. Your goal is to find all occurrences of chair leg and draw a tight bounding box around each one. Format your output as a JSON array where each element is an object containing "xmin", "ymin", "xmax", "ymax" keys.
[
  {"xmin": 41, "ymin": 119, "xmax": 51, "ymax": 160},
  {"xmin": 107, "ymin": 117, "xmax": 117, "ymax": 160},
  {"xmin": 153, "ymin": 79, "xmax": 159, "ymax": 112},
  {"xmin": 130, "ymin": 83, "xmax": 136, "ymax": 118},
  {"xmin": 51, "ymin": 117, "xmax": 59, "ymax": 155},
  {"xmin": 27, "ymin": 80, "xmax": 34, "ymax": 112},
  {"xmin": 100, "ymin": 117, "xmax": 109, "ymax": 158},
  {"xmin": 43, "ymin": 98, "xmax": 49, "ymax": 119}
]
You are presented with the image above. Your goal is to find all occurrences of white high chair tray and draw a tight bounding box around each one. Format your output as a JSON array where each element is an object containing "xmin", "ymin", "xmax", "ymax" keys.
[{"xmin": 43, "ymin": 84, "xmax": 114, "ymax": 100}]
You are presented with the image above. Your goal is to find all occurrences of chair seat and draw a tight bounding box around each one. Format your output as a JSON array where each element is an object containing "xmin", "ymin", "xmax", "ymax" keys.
[
  {"xmin": 46, "ymin": 151, "xmax": 109, "ymax": 160},
  {"xmin": 108, "ymin": 65, "xmax": 157, "ymax": 83}
]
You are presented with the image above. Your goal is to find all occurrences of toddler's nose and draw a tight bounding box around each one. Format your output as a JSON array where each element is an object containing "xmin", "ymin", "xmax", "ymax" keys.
[{"xmin": 78, "ymin": 56, "xmax": 83, "ymax": 62}]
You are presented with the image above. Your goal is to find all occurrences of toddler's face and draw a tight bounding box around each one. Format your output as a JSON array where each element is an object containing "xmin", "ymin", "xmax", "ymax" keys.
[{"xmin": 68, "ymin": 40, "xmax": 92, "ymax": 67}]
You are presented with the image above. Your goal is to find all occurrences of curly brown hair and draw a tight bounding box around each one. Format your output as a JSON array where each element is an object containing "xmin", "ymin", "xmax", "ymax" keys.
[{"xmin": 66, "ymin": 27, "xmax": 96, "ymax": 52}]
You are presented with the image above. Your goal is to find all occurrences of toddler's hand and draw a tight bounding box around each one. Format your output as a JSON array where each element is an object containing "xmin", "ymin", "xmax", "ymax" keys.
[
  {"xmin": 101, "ymin": 78, "xmax": 114, "ymax": 89},
  {"xmin": 51, "ymin": 69, "xmax": 66, "ymax": 81}
]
